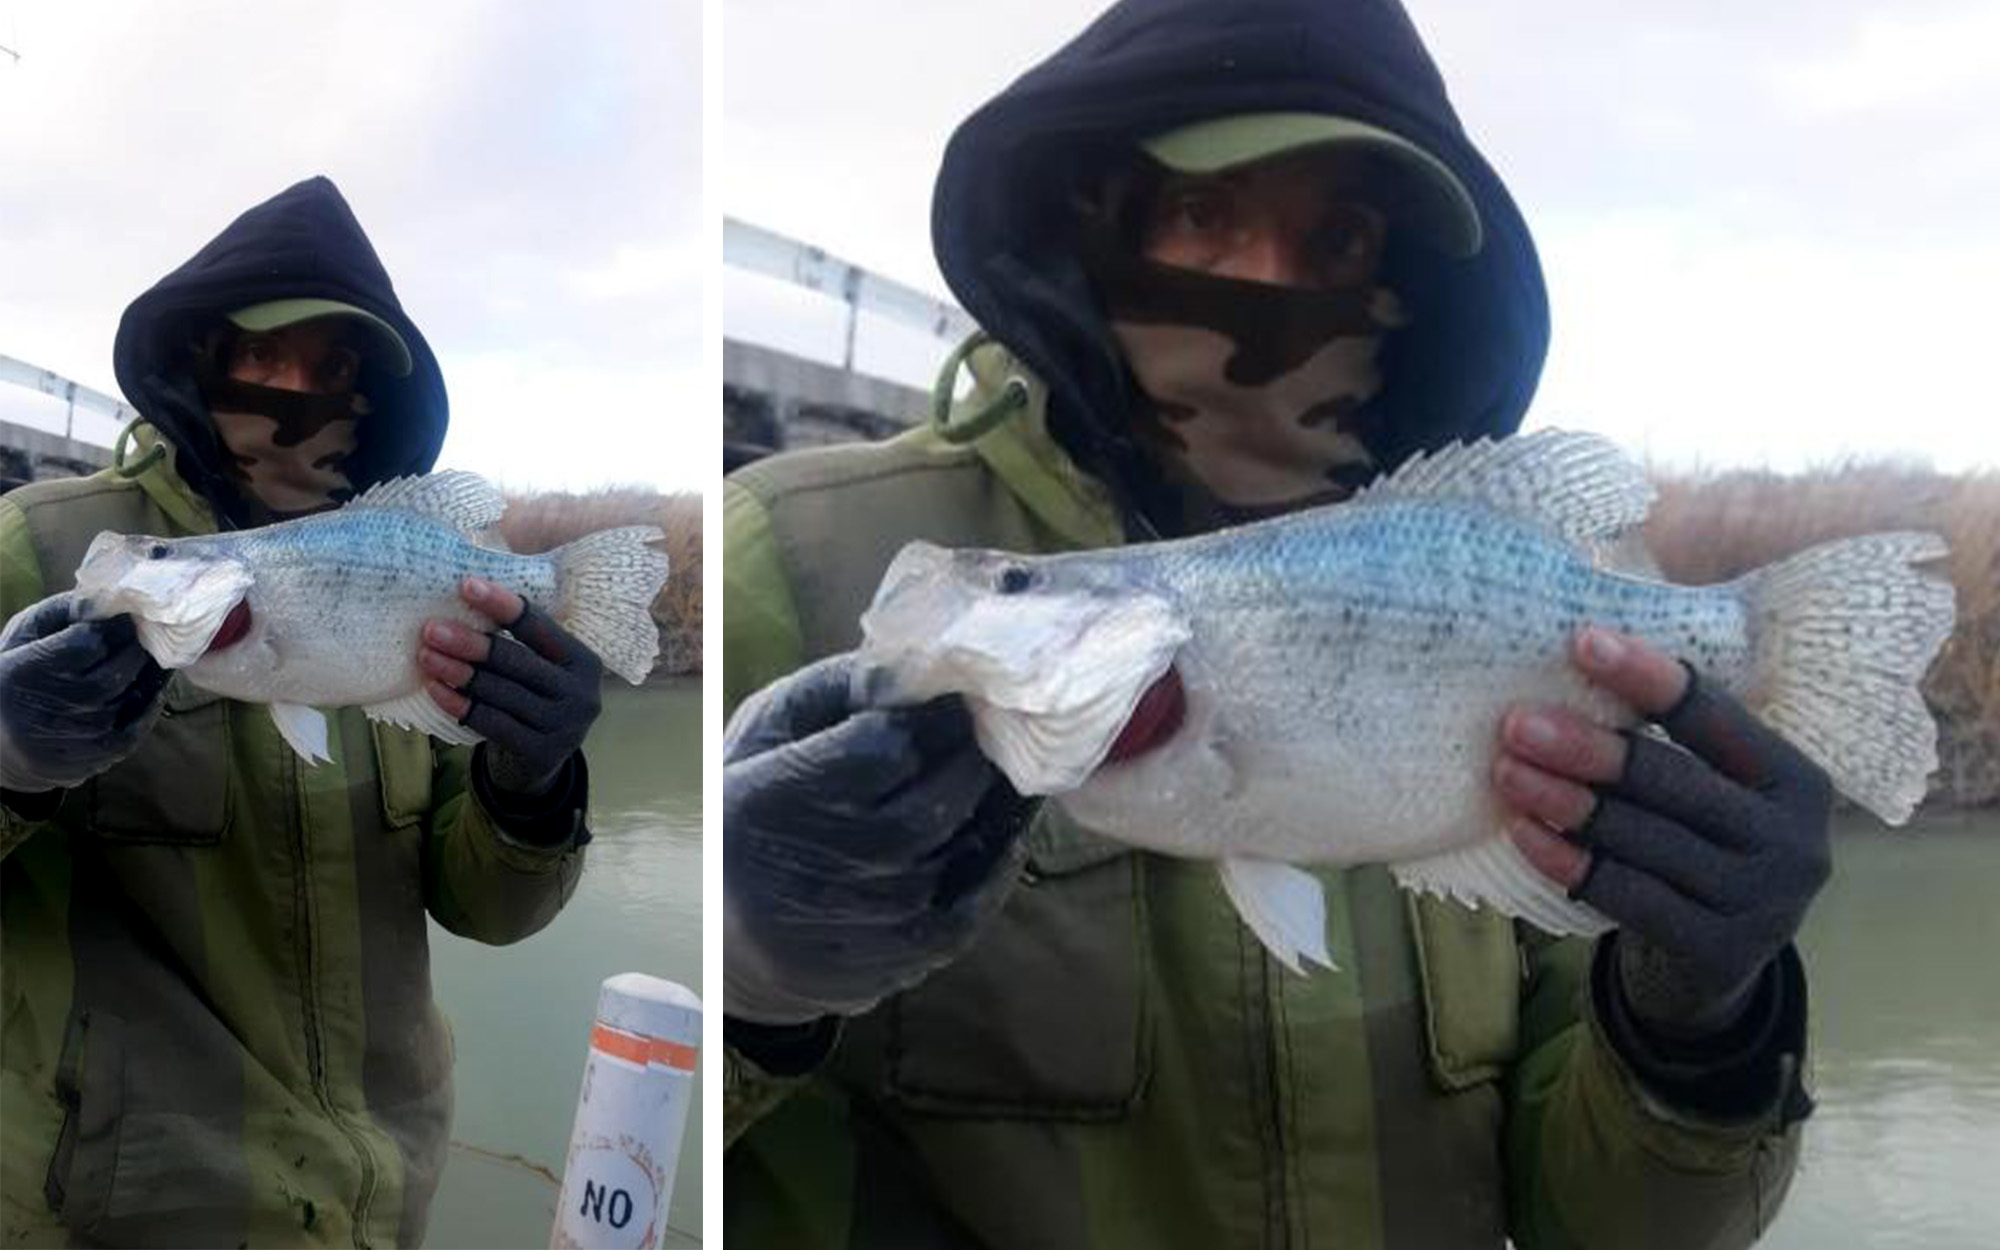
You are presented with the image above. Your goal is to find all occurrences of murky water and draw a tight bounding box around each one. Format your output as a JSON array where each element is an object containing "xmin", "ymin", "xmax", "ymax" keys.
[
  {"xmin": 424, "ymin": 681, "xmax": 703, "ymax": 1248},
  {"xmin": 1761, "ymin": 809, "xmax": 2000, "ymax": 1249}
]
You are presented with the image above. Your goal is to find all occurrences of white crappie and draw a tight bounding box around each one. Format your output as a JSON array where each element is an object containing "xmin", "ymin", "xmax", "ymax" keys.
[
  {"xmin": 857, "ymin": 430, "xmax": 1957, "ymax": 970},
  {"xmin": 73, "ymin": 471, "xmax": 671, "ymax": 763}
]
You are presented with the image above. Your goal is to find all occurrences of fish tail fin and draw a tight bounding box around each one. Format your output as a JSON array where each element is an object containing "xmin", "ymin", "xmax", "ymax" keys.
[
  {"xmin": 1738, "ymin": 532, "xmax": 1956, "ymax": 824},
  {"xmin": 550, "ymin": 526, "xmax": 672, "ymax": 685}
]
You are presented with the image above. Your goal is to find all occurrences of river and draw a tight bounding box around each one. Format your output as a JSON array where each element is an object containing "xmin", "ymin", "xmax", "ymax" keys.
[
  {"xmin": 1762, "ymin": 809, "xmax": 2000, "ymax": 1249},
  {"xmin": 424, "ymin": 681, "xmax": 703, "ymax": 1249}
]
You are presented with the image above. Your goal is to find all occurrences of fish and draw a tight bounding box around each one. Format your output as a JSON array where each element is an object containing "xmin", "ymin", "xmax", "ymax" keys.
[
  {"xmin": 855, "ymin": 429, "xmax": 1957, "ymax": 972},
  {"xmin": 73, "ymin": 470, "xmax": 671, "ymax": 764}
]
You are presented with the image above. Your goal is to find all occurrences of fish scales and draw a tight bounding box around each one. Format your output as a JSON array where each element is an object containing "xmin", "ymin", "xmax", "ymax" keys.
[
  {"xmin": 74, "ymin": 470, "xmax": 670, "ymax": 763},
  {"xmin": 1081, "ymin": 500, "xmax": 1753, "ymax": 865},
  {"xmin": 193, "ymin": 508, "xmax": 561, "ymax": 708},
  {"xmin": 855, "ymin": 429, "xmax": 1954, "ymax": 970}
]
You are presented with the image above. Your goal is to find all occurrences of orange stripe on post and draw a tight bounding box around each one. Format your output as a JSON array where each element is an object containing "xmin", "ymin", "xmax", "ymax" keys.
[{"xmin": 591, "ymin": 1024, "xmax": 699, "ymax": 1072}]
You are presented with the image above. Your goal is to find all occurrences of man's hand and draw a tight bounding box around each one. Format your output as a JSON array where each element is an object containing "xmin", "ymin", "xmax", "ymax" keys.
[
  {"xmin": 0, "ymin": 591, "xmax": 171, "ymax": 793},
  {"xmin": 725, "ymin": 653, "xmax": 1033, "ymax": 1026},
  {"xmin": 1493, "ymin": 626, "xmax": 1834, "ymax": 1037},
  {"xmin": 418, "ymin": 576, "xmax": 601, "ymax": 798}
]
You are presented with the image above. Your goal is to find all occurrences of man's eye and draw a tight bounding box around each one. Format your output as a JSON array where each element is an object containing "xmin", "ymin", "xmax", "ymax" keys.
[
  {"xmin": 320, "ymin": 351, "xmax": 361, "ymax": 387},
  {"xmin": 1173, "ymin": 192, "xmax": 1229, "ymax": 233}
]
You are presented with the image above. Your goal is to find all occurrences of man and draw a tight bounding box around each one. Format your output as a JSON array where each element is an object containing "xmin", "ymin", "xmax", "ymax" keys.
[
  {"xmin": 723, "ymin": 2, "xmax": 1822, "ymax": 1246},
  {"xmin": 0, "ymin": 177, "xmax": 601, "ymax": 1247}
]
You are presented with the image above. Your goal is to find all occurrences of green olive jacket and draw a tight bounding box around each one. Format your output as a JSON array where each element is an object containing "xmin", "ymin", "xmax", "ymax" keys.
[
  {"xmin": 722, "ymin": 341, "xmax": 1807, "ymax": 1250},
  {"xmin": 0, "ymin": 427, "xmax": 588, "ymax": 1249}
]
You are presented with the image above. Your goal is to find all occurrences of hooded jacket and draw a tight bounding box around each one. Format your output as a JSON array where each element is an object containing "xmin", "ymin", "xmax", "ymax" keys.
[
  {"xmin": 112, "ymin": 176, "xmax": 451, "ymax": 522},
  {"xmin": 724, "ymin": 2, "xmax": 1804, "ymax": 1247},
  {"xmin": 0, "ymin": 180, "xmax": 585, "ymax": 1248},
  {"xmin": 930, "ymin": 0, "xmax": 1550, "ymax": 530}
]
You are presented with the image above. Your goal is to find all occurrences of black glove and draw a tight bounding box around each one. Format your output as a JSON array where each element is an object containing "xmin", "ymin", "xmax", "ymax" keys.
[
  {"xmin": 1574, "ymin": 666, "xmax": 1835, "ymax": 1037},
  {"xmin": 724, "ymin": 652, "xmax": 1033, "ymax": 1025},
  {"xmin": 462, "ymin": 600, "xmax": 602, "ymax": 799},
  {"xmin": 0, "ymin": 591, "xmax": 170, "ymax": 792}
]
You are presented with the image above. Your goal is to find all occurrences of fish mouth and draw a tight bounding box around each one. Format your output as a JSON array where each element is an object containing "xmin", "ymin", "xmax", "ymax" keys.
[
  {"xmin": 204, "ymin": 599, "xmax": 253, "ymax": 654},
  {"xmin": 1100, "ymin": 664, "xmax": 1186, "ymax": 768}
]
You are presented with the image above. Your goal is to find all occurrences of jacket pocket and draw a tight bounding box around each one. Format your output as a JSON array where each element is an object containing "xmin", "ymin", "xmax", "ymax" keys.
[
  {"xmin": 1407, "ymin": 893, "xmax": 1522, "ymax": 1090},
  {"xmin": 862, "ymin": 806, "xmax": 1153, "ymax": 1121},
  {"xmin": 373, "ymin": 721, "xmax": 434, "ymax": 829},
  {"xmin": 43, "ymin": 1009, "xmax": 124, "ymax": 1235},
  {"xmin": 85, "ymin": 676, "xmax": 230, "ymax": 844}
]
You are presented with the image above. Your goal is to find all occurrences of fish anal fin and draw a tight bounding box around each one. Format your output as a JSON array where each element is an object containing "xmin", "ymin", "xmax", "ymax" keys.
[
  {"xmin": 1353, "ymin": 429, "xmax": 1654, "ymax": 546},
  {"xmin": 364, "ymin": 690, "xmax": 484, "ymax": 747},
  {"xmin": 269, "ymin": 703, "xmax": 332, "ymax": 765},
  {"xmin": 1219, "ymin": 858, "xmax": 1337, "ymax": 975},
  {"xmin": 1392, "ymin": 836, "xmax": 1613, "ymax": 938},
  {"xmin": 349, "ymin": 470, "xmax": 507, "ymax": 534}
]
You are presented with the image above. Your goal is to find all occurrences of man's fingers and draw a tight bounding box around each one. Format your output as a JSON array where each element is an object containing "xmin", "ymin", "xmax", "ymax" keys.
[
  {"xmin": 1493, "ymin": 752, "xmax": 1600, "ymax": 830},
  {"xmin": 1571, "ymin": 855, "xmax": 1734, "ymax": 980},
  {"xmin": 1653, "ymin": 671, "xmax": 1821, "ymax": 799},
  {"xmin": 725, "ymin": 655, "xmax": 863, "ymax": 760},
  {"xmin": 479, "ymin": 632, "xmax": 569, "ymax": 700},
  {"xmin": 463, "ymin": 662, "xmax": 559, "ymax": 730},
  {"xmin": 1572, "ymin": 625, "xmax": 1818, "ymax": 800},
  {"xmin": 1609, "ymin": 732, "xmax": 1768, "ymax": 849},
  {"xmin": 1500, "ymin": 706, "xmax": 1628, "ymax": 786},
  {"xmin": 1575, "ymin": 797, "xmax": 1750, "ymax": 911},
  {"xmin": 462, "ymin": 698, "xmax": 540, "ymax": 758},
  {"xmin": 459, "ymin": 576, "xmax": 526, "ymax": 630},
  {"xmin": 3, "ymin": 593, "xmax": 81, "ymax": 646},
  {"xmin": 422, "ymin": 619, "xmax": 493, "ymax": 665},
  {"xmin": 1506, "ymin": 818, "xmax": 1591, "ymax": 892},
  {"xmin": 417, "ymin": 645, "xmax": 477, "ymax": 689},
  {"xmin": 426, "ymin": 677, "xmax": 472, "ymax": 721},
  {"xmin": 1570, "ymin": 626, "xmax": 1690, "ymax": 717}
]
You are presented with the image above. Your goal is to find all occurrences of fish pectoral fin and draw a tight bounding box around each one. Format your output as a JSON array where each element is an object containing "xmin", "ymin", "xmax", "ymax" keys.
[
  {"xmin": 269, "ymin": 703, "xmax": 332, "ymax": 765},
  {"xmin": 1392, "ymin": 836, "xmax": 1615, "ymax": 937},
  {"xmin": 363, "ymin": 690, "xmax": 484, "ymax": 747},
  {"xmin": 1219, "ymin": 858, "xmax": 1337, "ymax": 975}
]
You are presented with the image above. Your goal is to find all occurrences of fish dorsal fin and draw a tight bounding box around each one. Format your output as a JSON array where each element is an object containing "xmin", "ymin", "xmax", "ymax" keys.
[
  {"xmin": 1353, "ymin": 429, "xmax": 1655, "ymax": 546},
  {"xmin": 349, "ymin": 470, "xmax": 507, "ymax": 534}
]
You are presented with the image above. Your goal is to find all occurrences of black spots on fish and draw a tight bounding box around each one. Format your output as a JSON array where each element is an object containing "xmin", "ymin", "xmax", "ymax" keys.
[
  {"xmin": 149, "ymin": 543, "xmax": 170, "ymax": 560},
  {"xmin": 996, "ymin": 565, "xmax": 1035, "ymax": 595}
]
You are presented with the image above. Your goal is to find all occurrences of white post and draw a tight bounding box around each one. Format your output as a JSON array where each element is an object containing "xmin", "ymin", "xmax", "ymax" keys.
[{"xmin": 550, "ymin": 974, "xmax": 701, "ymax": 1250}]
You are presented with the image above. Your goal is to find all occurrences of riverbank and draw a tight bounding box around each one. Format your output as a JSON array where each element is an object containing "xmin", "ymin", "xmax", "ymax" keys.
[
  {"xmin": 496, "ymin": 488, "xmax": 702, "ymax": 675},
  {"xmin": 1648, "ymin": 462, "xmax": 1997, "ymax": 807}
]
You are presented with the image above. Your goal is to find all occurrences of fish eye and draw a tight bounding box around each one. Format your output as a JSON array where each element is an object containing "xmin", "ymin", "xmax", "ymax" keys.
[
  {"xmin": 997, "ymin": 565, "xmax": 1035, "ymax": 595},
  {"xmin": 148, "ymin": 543, "xmax": 169, "ymax": 560}
]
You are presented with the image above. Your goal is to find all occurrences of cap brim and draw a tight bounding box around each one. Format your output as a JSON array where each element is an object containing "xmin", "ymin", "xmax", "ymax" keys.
[
  {"xmin": 226, "ymin": 298, "xmax": 415, "ymax": 378},
  {"xmin": 1142, "ymin": 112, "xmax": 1482, "ymax": 258}
]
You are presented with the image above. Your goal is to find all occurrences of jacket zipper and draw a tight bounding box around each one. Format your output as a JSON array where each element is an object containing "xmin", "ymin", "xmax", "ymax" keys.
[
  {"xmin": 286, "ymin": 740, "xmax": 380, "ymax": 1247},
  {"xmin": 1247, "ymin": 941, "xmax": 1291, "ymax": 1248}
]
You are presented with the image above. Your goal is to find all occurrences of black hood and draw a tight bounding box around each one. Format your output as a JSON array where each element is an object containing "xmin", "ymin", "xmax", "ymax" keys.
[
  {"xmin": 932, "ymin": 0, "xmax": 1550, "ymax": 526},
  {"xmin": 113, "ymin": 176, "xmax": 449, "ymax": 521}
]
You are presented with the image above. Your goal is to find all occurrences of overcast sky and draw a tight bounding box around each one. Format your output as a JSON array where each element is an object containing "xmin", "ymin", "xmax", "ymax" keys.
[
  {"xmin": 0, "ymin": 0, "xmax": 703, "ymax": 494},
  {"xmin": 725, "ymin": 0, "xmax": 2000, "ymax": 475}
]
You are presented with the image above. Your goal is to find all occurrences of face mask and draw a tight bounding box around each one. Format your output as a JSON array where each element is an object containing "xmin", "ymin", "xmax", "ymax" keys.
[
  {"xmin": 199, "ymin": 374, "xmax": 369, "ymax": 519},
  {"xmin": 1091, "ymin": 241, "xmax": 1410, "ymax": 516}
]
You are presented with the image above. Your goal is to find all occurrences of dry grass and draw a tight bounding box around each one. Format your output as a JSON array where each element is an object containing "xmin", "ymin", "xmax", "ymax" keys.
[
  {"xmin": 496, "ymin": 488, "xmax": 702, "ymax": 677},
  {"xmin": 1647, "ymin": 462, "xmax": 1999, "ymax": 804}
]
